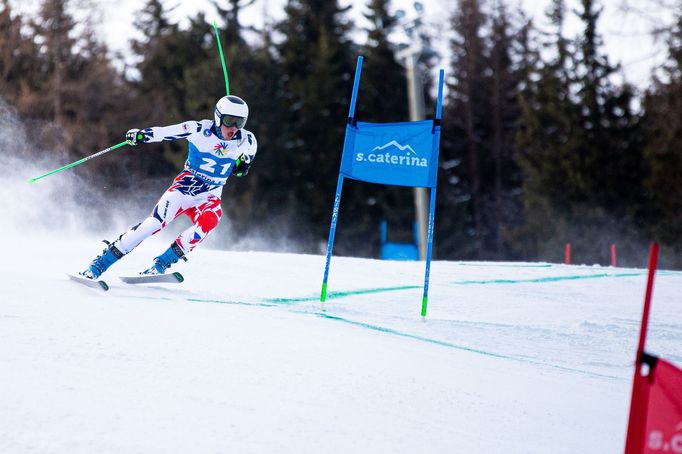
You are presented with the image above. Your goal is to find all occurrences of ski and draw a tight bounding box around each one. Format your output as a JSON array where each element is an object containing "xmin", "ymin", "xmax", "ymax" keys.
[
  {"xmin": 66, "ymin": 273, "xmax": 109, "ymax": 291},
  {"xmin": 119, "ymin": 272, "xmax": 184, "ymax": 285}
]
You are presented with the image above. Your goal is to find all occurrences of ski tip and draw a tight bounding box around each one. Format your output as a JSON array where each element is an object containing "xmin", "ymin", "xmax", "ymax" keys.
[{"xmin": 173, "ymin": 272, "xmax": 185, "ymax": 283}]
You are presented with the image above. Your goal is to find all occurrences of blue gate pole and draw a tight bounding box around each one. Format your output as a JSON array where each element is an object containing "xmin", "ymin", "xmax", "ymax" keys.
[
  {"xmin": 420, "ymin": 68, "xmax": 445, "ymax": 318},
  {"xmin": 321, "ymin": 175, "xmax": 345, "ymax": 304},
  {"xmin": 320, "ymin": 55, "xmax": 364, "ymax": 306},
  {"xmin": 421, "ymin": 187, "xmax": 437, "ymax": 317},
  {"xmin": 347, "ymin": 56, "xmax": 363, "ymax": 122}
]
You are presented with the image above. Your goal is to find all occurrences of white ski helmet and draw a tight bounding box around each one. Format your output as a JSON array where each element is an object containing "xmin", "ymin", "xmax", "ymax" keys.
[{"xmin": 214, "ymin": 95, "xmax": 249, "ymax": 130}]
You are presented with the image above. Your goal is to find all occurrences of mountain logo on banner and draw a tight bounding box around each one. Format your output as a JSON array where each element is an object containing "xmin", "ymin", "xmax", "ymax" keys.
[
  {"xmin": 355, "ymin": 140, "xmax": 428, "ymax": 168},
  {"xmin": 372, "ymin": 140, "xmax": 417, "ymax": 155}
]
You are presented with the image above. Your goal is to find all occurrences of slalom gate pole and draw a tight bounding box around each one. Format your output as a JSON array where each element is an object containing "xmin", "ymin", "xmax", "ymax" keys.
[
  {"xmin": 320, "ymin": 175, "xmax": 345, "ymax": 307},
  {"xmin": 213, "ymin": 21, "xmax": 230, "ymax": 96},
  {"xmin": 624, "ymin": 242, "xmax": 659, "ymax": 454},
  {"xmin": 347, "ymin": 56, "xmax": 363, "ymax": 121},
  {"xmin": 421, "ymin": 187, "xmax": 437, "ymax": 317},
  {"xmin": 421, "ymin": 68, "xmax": 445, "ymax": 318},
  {"xmin": 320, "ymin": 56, "xmax": 363, "ymax": 307},
  {"xmin": 28, "ymin": 141, "xmax": 129, "ymax": 183},
  {"xmin": 636, "ymin": 242, "xmax": 659, "ymax": 356}
]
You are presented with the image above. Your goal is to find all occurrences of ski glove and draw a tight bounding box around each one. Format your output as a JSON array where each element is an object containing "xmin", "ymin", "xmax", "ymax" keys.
[
  {"xmin": 234, "ymin": 154, "xmax": 252, "ymax": 177},
  {"xmin": 126, "ymin": 128, "xmax": 146, "ymax": 146}
]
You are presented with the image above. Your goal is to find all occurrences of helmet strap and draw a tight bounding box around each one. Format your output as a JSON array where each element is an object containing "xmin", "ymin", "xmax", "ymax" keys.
[{"xmin": 214, "ymin": 123, "xmax": 225, "ymax": 140}]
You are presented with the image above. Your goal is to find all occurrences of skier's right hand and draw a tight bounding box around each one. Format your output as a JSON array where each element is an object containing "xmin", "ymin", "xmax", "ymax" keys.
[{"xmin": 126, "ymin": 128, "xmax": 144, "ymax": 146}]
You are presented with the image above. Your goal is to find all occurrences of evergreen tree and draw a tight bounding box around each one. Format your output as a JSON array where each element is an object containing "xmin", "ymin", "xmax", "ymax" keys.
[
  {"xmin": 129, "ymin": 1, "xmax": 201, "ymax": 178},
  {"xmin": 441, "ymin": 0, "xmax": 489, "ymax": 258},
  {"xmin": 441, "ymin": 0, "xmax": 527, "ymax": 259},
  {"xmin": 574, "ymin": 0, "xmax": 643, "ymax": 217},
  {"xmin": 210, "ymin": 0, "xmax": 258, "ymax": 102},
  {"xmin": 212, "ymin": 0, "xmax": 254, "ymax": 47},
  {"xmin": 331, "ymin": 0, "xmax": 415, "ymax": 255},
  {"xmin": 0, "ymin": 0, "xmax": 41, "ymax": 114},
  {"xmin": 641, "ymin": 11, "xmax": 682, "ymax": 264},
  {"xmin": 515, "ymin": 0, "xmax": 645, "ymax": 264},
  {"xmin": 28, "ymin": 0, "xmax": 132, "ymax": 168},
  {"xmin": 487, "ymin": 1, "xmax": 527, "ymax": 256},
  {"xmin": 215, "ymin": 8, "xmax": 290, "ymax": 239},
  {"xmin": 180, "ymin": 12, "xmax": 227, "ymax": 117},
  {"xmin": 32, "ymin": 0, "xmax": 78, "ymax": 128},
  {"xmin": 130, "ymin": 0, "xmax": 182, "ymax": 125},
  {"xmin": 514, "ymin": 0, "xmax": 581, "ymax": 258},
  {"xmin": 357, "ymin": 0, "xmax": 408, "ymax": 124},
  {"xmin": 276, "ymin": 0, "xmax": 355, "ymax": 251}
]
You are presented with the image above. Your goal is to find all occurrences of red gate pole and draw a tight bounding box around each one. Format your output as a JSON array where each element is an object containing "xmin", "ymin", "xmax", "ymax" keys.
[
  {"xmin": 611, "ymin": 243, "xmax": 617, "ymax": 267},
  {"xmin": 624, "ymin": 242, "xmax": 659, "ymax": 454},
  {"xmin": 565, "ymin": 243, "xmax": 571, "ymax": 265}
]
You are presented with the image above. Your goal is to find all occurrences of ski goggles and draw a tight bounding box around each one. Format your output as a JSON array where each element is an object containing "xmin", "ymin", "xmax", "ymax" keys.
[{"xmin": 219, "ymin": 114, "xmax": 246, "ymax": 129}]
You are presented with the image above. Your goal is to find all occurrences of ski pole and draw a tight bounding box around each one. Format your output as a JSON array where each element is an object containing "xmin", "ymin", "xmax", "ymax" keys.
[
  {"xmin": 213, "ymin": 21, "xmax": 230, "ymax": 96},
  {"xmin": 28, "ymin": 141, "xmax": 129, "ymax": 183}
]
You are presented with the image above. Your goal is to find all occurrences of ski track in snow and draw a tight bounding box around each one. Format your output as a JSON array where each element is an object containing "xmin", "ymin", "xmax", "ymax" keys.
[{"xmin": 1, "ymin": 234, "xmax": 681, "ymax": 453}]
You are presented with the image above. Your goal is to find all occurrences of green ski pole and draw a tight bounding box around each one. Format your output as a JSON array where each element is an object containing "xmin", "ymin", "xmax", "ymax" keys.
[
  {"xmin": 28, "ymin": 141, "xmax": 129, "ymax": 183},
  {"xmin": 213, "ymin": 21, "xmax": 231, "ymax": 96}
]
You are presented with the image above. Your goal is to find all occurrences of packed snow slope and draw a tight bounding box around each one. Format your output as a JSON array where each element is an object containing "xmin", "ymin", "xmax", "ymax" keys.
[{"xmin": 1, "ymin": 234, "xmax": 681, "ymax": 454}]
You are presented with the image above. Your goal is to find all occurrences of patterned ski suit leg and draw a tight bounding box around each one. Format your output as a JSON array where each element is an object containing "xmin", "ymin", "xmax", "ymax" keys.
[
  {"xmin": 112, "ymin": 183, "xmax": 188, "ymax": 255},
  {"xmin": 174, "ymin": 194, "xmax": 223, "ymax": 255}
]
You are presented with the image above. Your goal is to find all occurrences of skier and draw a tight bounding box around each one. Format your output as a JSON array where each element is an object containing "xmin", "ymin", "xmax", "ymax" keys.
[{"xmin": 80, "ymin": 95, "xmax": 257, "ymax": 279}]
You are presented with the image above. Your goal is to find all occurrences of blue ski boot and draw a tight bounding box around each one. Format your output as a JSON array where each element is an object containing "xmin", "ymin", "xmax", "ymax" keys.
[
  {"xmin": 81, "ymin": 241, "xmax": 125, "ymax": 279},
  {"xmin": 141, "ymin": 241, "xmax": 186, "ymax": 275}
]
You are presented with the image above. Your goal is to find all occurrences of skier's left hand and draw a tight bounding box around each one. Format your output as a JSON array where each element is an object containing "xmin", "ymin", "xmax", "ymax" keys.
[{"xmin": 234, "ymin": 154, "xmax": 251, "ymax": 177}]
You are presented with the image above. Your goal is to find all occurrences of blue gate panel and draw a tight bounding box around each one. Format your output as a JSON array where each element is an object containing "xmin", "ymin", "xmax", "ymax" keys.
[{"xmin": 340, "ymin": 120, "xmax": 437, "ymax": 188}]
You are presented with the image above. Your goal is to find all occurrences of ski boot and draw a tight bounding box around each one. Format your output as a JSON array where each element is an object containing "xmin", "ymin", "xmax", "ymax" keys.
[
  {"xmin": 141, "ymin": 241, "xmax": 186, "ymax": 275},
  {"xmin": 81, "ymin": 241, "xmax": 125, "ymax": 279}
]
